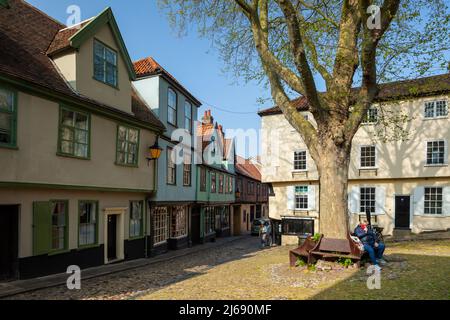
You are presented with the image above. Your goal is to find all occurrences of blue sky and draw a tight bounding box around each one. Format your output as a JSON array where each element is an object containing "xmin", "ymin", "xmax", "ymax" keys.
[{"xmin": 26, "ymin": 0, "xmax": 271, "ymax": 158}]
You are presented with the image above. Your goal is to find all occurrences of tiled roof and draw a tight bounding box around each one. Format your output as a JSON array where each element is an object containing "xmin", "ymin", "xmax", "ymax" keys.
[
  {"xmin": 258, "ymin": 73, "xmax": 450, "ymax": 116},
  {"xmin": 46, "ymin": 19, "xmax": 93, "ymax": 55},
  {"xmin": 0, "ymin": 0, "xmax": 164, "ymax": 131},
  {"xmin": 133, "ymin": 56, "xmax": 201, "ymax": 106},
  {"xmin": 235, "ymin": 156, "xmax": 262, "ymax": 181}
]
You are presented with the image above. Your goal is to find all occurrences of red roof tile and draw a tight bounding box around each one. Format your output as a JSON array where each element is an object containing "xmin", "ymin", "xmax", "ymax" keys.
[
  {"xmin": 235, "ymin": 156, "xmax": 262, "ymax": 181},
  {"xmin": 46, "ymin": 19, "xmax": 93, "ymax": 55},
  {"xmin": 0, "ymin": 0, "xmax": 164, "ymax": 131},
  {"xmin": 134, "ymin": 56, "xmax": 201, "ymax": 106}
]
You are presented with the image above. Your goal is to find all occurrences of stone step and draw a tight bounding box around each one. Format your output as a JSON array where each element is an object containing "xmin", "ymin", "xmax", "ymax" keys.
[{"xmin": 392, "ymin": 228, "xmax": 413, "ymax": 240}]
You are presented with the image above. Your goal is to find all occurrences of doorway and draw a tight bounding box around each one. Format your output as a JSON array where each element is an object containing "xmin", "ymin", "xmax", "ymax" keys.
[
  {"xmin": 190, "ymin": 207, "xmax": 201, "ymax": 245},
  {"xmin": 104, "ymin": 208, "xmax": 125, "ymax": 264},
  {"xmin": 107, "ymin": 215, "xmax": 117, "ymax": 261},
  {"xmin": 395, "ymin": 196, "xmax": 411, "ymax": 229},
  {"xmin": 0, "ymin": 205, "xmax": 19, "ymax": 281},
  {"xmin": 233, "ymin": 206, "xmax": 241, "ymax": 236}
]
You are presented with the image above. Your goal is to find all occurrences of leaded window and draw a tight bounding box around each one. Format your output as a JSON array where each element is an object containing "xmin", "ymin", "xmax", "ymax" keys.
[
  {"xmin": 116, "ymin": 125, "xmax": 139, "ymax": 166},
  {"xmin": 0, "ymin": 87, "xmax": 16, "ymax": 147},
  {"xmin": 153, "ymin": 206, "xmax": 169, "ymax": 244},
  {"xmin": 130, "ymin": 201, "xmax": 143, "ymax": 238},
  {"xmin": 79, "ymin": 201, "xmax": 97, "ymax": 246},
  {"xmin": 94, "ymin": 40, "xmax": 118, "ymax": 87},
  {"xmin": 59, "ymin": 107, "xmax": 90, "ymax": 158}
]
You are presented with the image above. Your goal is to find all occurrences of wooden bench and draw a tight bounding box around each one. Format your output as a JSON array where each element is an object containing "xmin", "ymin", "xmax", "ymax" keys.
[
  {"xmin": 289, "ymin": 233, "xmax": 364, "ymax": 267},
  {"xmin": 289, "ymin": 234, "xmax": 323, "ymax": 267}
]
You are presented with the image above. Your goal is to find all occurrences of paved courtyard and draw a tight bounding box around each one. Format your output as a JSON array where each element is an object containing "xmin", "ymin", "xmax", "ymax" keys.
[{"xmin": 4, "ymin": 237, "xmax": 450, "ymax": 300}]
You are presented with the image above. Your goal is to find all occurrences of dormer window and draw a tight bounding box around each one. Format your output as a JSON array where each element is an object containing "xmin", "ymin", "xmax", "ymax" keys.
[
  {"xmin": 362, "ymin": 107, "xmax": 378, "ymax": 124},
  {"xmin": 94, "ymin": 40, "xmax": 118, "ymax": 87},
  {"xmin": 424, "ymin": 100, "xmax": 448, "ymax": 119}
]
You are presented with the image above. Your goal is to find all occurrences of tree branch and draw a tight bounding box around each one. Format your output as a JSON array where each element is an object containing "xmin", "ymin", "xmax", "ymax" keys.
[
  {"xmin": 276, "ymin": 0, "xmax": 323, "ymax": 112},
  {"xmin": 344, "ymin": 0, "xmax": 401, "ymax": 143}
]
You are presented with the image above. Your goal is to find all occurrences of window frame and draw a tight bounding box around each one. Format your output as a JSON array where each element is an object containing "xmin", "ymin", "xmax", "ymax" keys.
[
  {"xmin": 167, "ymin": 88, "xmax": 178, "ymax": 127},
  {"xmin": 167, "ymin": 147, "xmax": 177, "ymax": 185},
  {"xmin": 152, "ymin": 206, "xmax": 169, "ymax": 245},
  {"xmin": 129, "ymin": 200, "xmax": 145, "ymax": 239},
  {"xmin": 184, "ymin": 100, "xmax": 192, "ymax": 133},
  {"xmin": 57, "ymin": 105, "xmax": 91, "ymax": 160},
  {"xmin": 425, "ymin": 139, "xmax": 447, "ymax": 166},
  {"xmin": 219, "ymin": 174, "xmax": 224, "ymax": 193},
  {"xmin": 362, "ymin": 106, "xmax": 379, "ymax": 125},
  {"xmin": 49, "ymin": 199, "xmax": 69, "ymax": 254},
  {"xmin": 423, "ymin": 100, "xmax": 448, "ymax": 119},
  {"xmin": 294, "ymin": 186, "xmax": 309, "ymax": 211},
  {"xmin": 282, "ymin": 218, "xmax": 314, "ymax": 236},
  {"xmin": 359, "ymin": 145, "xmax": 377, "ymax": 169},
  {"xmin": 78, "ymin": 200, "xmax": 99, "ymax": 248},
  {"xmin": 0, "ymin": 85, "xmax": 18, "ymax": 149},
  {"xmin": 424, "ymin": 187, "xmax": 444, "ymax": 215},
  {"xmin": 293, "ymin": 150, "xmax": 307, "ymax": 171},
  {"xmin": 170, "ymin": 206, "xmax": 188, "ymax": 238},
  {"xmin": 211, "ymin": 172, "xmax": 217, "ymax": 193},
  {"xmin": 93, "ymin": 39, "xmax": 119, "ymax": 88},
  {"xmin": 200, "ymin": 167, "xmax": 207, "ymax": 192},
  {"xmin": 115, "ymin": 124, "xmax": 140, "ymax": 167},
  {"xmin": 360, "ymin": 187, "xmax": 376, "ymax": 214},
  {"xmin": 183, "ymin": 152, "xmax": 192, "ymax": 186}
]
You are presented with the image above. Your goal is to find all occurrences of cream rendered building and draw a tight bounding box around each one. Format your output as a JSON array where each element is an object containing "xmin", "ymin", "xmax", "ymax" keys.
[
  {"xmin": 0, "ymin": 1, "xmax": 165, "ymax": 279},
  {"xmin": 259, "ymin": 74, "xmax": 450, "ymax": 245}
]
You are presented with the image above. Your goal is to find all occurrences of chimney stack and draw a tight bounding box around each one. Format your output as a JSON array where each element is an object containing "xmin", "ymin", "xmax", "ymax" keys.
[{"xmin": 202, "ymin": 109, "xmax": 214, "ymax": 124}]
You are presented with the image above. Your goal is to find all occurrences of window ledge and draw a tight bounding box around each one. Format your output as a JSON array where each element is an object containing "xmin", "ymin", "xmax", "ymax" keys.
[
  {"xmin": 57, "ymin": 152, "xmax": 90, "ymax": 161},
  {"xmin": 129, "ymin": 236, "xmax": 145, "ymax": 241},
  {"xmin": 292, "ymin": 170, "xmax": 308, "ymax": 173},
  {"xmin": 423, "ymin": 116, "xmax": 448, "ymax": 121},
  {"xmin": 77, "ymin": 244, "xmax": 100, "ymax": 251},
  {"xmin": 358, "ymin": 167, "xmax": 379, "ymax": 170},
  {"xmin": 115, "ymin": 161, "xmax": 139, "ymax": 168},
  {"xmin": 0, "ymin": 144, "xmax": 18, "ymax": 150},
  {"xmin": 424, "ymin": 164, "xmax": 448, "ymax": 167},
  {"xmin": 48, "ymin": 249, "xmax": 70, "ymax": 256}
]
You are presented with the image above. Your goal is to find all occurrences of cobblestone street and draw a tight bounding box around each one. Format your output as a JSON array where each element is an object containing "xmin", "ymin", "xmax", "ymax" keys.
[{"xmin": 5, "ymin": 237, "xmax": 450, "ymax": 300}]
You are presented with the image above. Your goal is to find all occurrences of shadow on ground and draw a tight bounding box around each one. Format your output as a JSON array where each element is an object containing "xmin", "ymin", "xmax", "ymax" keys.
[
  {"xmin": 311, "ymin": 252, "xmax": 450, "ymax": 300},
  {"xmin": 6, "ymin": 236, "xmax": 264, "ymax": 300}
]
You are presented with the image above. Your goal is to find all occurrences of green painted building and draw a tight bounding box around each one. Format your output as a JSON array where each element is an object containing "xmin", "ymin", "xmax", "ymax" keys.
[{"xmin": 190, "ymin": 111, "xmax": 236, "ymax": 244}]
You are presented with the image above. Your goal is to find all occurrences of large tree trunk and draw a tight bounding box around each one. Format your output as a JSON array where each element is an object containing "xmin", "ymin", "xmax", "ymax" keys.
[{"xmin": 316, "ymin": 139, "xmax": 351, "ymax": 239}]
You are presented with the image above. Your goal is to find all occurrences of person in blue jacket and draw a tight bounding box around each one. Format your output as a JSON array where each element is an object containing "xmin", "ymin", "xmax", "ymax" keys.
[{"xmin": 354, "ymin": 220, "xmax": 386, "ymax": 269}]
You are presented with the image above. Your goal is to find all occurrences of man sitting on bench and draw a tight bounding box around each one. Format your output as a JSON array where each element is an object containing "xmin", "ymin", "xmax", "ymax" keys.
[{"xmin": 354, "ymin": 220, "xmax": 386, "ymax": 270}]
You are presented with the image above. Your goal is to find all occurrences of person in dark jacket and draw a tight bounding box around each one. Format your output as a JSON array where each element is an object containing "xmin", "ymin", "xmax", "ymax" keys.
[{"xmin": 354, "ymin": 221, "xmax": 386, "ymax": 269}]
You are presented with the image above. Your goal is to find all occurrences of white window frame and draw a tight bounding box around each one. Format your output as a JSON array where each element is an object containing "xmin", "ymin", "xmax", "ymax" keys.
[
  {"xmin": 153, "ymin": 206, "xmax": 169, "ymax": 245},
  {"xmin": 170, "ymin": 206, "xmax": 188, "ymax": 238},
  {"xmin": 360, "ymin": 186, "xmax": 376, "ymax": 214},
  {"xmin": 423, "ymin": 100, "xmax": 448, "ymax": 119},
  {"xmin": 425, "ymin": 139, "xmax": 447, "ymax": 166},
  {"xmin": 294, "ymin": 186, "xmax": 309, "ymax": 211},
  {"xmin": 362, "ymin": 106, "xmax": 379, "ymax": 125},
  {"xmin": 359, "ymin": 145, "xmax": 377, "ymax": 169},
  {"xmin": 423, "ymin": 187, "xmax": 444, "ymax": 215},
  {"xmin": 293, "ymin": 150, "xmax": 308, "ymax": 171}
]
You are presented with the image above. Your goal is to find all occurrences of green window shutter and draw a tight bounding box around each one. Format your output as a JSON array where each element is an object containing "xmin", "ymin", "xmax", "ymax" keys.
[{"xmin": 33, "ymin": 202, "xmax": 51, "ymax": 255}]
